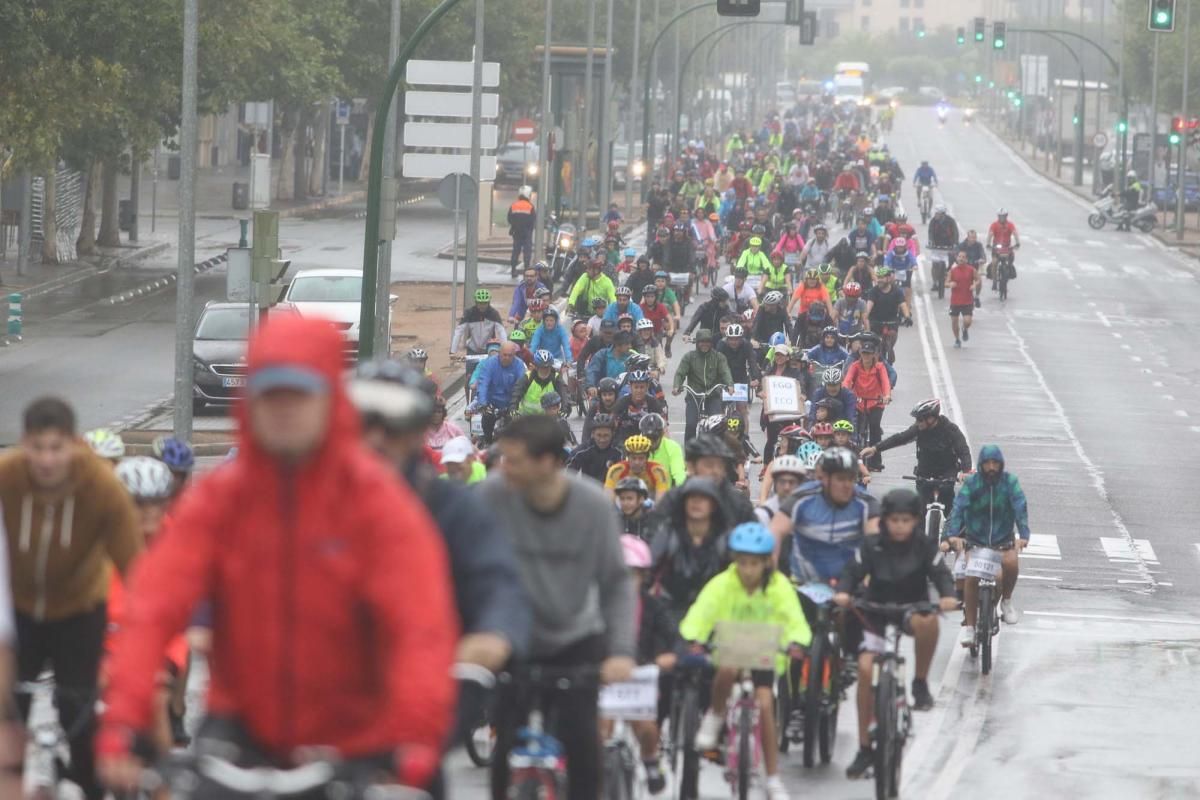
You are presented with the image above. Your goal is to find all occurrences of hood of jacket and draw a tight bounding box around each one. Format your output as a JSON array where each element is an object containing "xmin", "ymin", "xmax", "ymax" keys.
[{"xmin": 977, "ymin": 444, "xmax": 1005, "ymax": 471}]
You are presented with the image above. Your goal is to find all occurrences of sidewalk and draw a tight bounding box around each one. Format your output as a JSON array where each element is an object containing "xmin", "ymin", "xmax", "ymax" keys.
[{"xmin": 986, "ymin": 118, "xmax": 1200, "ymax": 261}]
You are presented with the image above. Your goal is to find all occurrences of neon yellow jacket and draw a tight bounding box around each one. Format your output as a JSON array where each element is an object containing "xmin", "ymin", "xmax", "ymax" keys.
[
  {"xmin": 737, "ymin": 248, "xmax": 772, "ymax": 276},
  {"xmin": 680, "ymin": 565, "xmax": 812, "ymax": 672},
  {"xmin": 650, "ymin": 436, "xmax": 686, "ymax": 488}
]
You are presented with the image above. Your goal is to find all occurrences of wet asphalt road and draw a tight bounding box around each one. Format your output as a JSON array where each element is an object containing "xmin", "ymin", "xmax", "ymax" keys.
[{"xmin": 438, "ymin": 108, "xmax": 1200, "ymax": 799}]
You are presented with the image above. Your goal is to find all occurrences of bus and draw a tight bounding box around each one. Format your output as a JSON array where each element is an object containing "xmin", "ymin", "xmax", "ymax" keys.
[{"xmin": 833, "ymin": 61, "xmax": 871, "ymax": 106}]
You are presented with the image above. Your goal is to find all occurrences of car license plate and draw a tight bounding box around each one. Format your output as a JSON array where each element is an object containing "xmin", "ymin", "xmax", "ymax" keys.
[{"xmin": 221, "ymin": 376, "xmax": 247, "ymax": 388}]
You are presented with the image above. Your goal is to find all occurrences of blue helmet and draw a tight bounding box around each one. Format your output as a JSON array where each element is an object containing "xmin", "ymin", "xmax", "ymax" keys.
[
  {"xmin": 540, "ymin": 391, "xmax": 562, "ymax": 409},
  {"xmin": 532, "ymin": 349, "xmax": 554, "ymax": 367},
  {"xmin": 623, "ymin": 247, "xmax": 637, "ymax": 257},
  {"xmin": 581, "ymin": 235, "xmax": 601, "ymax": 249},
  {"xmin": 728, "ymin": 522, "xmax": 775, "ymax": 555},
  {"xmin": 768, "ymin": 331, "xmax": 788, "ymax": 347},
  {"xmin": 152, "ymin": 436, "xmax": 194, "ymax": 473}
]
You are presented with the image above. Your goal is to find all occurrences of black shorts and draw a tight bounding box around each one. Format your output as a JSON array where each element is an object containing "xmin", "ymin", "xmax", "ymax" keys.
[
  {"xmin": 750, "ymin": 670, "xmax": 775, "ymax": 689},
  {"xmin": 949, "ymin": 304, "xmax": 973, "ymax": 317}
]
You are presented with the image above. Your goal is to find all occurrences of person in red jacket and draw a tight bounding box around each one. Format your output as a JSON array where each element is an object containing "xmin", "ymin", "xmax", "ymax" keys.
[
  {"xmin": 843, "ymin": 339, "xmax": 893, "ymax": 471},
  {"xmin": 97, "ymin": 315, "xmax": 458, "ymax": 793}
]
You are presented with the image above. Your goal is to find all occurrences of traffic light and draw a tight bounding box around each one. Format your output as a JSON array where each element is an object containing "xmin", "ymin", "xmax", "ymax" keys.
[
  {"xmin": 974, "ymin": 17, "xmax": 986, "ymax": 42},
  {"xmin": 957, "ymin": 27, "xmax": 966, "ymax": 45},
  {"xmin": 1073, "ymin": 115, "xmax": 1080, "ymax": 126},
  {"xmin": 1169, "ymin": 130, "xmax": 1182, "ymax": 145},
  {"xmin": 916, "ymin": 25, "xmax": 926, "ymax": 38},
  {"xmin": 974, "ymin": 74, "xmax": 983, "ymax": 84},
  {"xmin": 992, "ymin": 21, "xmax": 1006, "ymax": 49},
  {"xmin": 1148, "ymin": 0, "xmax": 1176, "ymax": 32},
  {"xmin": 1013, "ymin": 96, "xmax": 1022, "ymax": 107},
  {"xmin": 1116, "ymin": 118, "xmax": 1128, "ymax": 134},
  {"xmin": 717, "ymin": 0, "xmax": 760, "ymax": 16}
]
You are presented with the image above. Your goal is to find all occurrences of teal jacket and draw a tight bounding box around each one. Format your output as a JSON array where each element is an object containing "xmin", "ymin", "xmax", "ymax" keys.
[{"xmin": 946, "ymin": 444, "xmax": 1031, "ymax": 546}]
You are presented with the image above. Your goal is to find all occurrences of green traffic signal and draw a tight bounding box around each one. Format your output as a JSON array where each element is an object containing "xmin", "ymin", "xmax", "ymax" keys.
[
  {"xmin": 1149, "ymin": 0, "xmax": 1176, "ymax": 32},
  {"xmin": 1072, "ymin": 115, "xmax": 1080, "ymax": 126},
  {"xmin": 916, "ymin": 28, "xmax": 926, "ymax": 38},
  {"xmin": 974, "ymin": 74, "xmax": 983, "ymax": 83},
  {"xmin": 1169, "ymin": 132, "xmax": 1182, "ymax": 145},
  {"xmin": 1013, "ymin": 97, "xmax": 1022, "ymax": 107},
  {"xmin": 1116, "ymin": 119, "xmax": 1128, "ymax": 133},
  {"xmin": 957, "ymin": 27, "xmax": 966, "ymax": 45},
  {"xmin": 992, "ymin": 21, "xmax": 1007, "ymax": 49}
]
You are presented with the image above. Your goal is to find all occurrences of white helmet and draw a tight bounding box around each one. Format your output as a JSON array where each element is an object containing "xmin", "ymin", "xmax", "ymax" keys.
[
  {"xmin": 725, "ymin": 323, "xmax": 745, "ymax": 337},
  {"xmin": 115, "ymin": 456, "xmax": 174, "ymax": 501},
  {"xmin": 518, "ymin": 185, "xmax": 533, "ymax": 199},
  {"xmin": 636, "ymin": 318, "xmax": 656, "ymax": 330},
  {"xmin": 771, "ymin": 455, "xmax": 808, "ymax": 477},
  {"xmin": 84, "ymin": 428, "xmax": 126, "ymax": 460}
]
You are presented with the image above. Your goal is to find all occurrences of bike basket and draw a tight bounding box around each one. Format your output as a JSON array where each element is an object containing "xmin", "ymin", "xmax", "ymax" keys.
[
  {"xmin": 669, "ymin": 273, "xmax": 691, "ymax": 286},
  {"xmin": 965, "ymin": 548, "xmax": 1003, "ymax": 580},
  {"xmin": 721, "ymin": 383, "xmax": 749, "ymax": 403},
  {"xmin": 784, "ymin": 253, "xmax": 800, "ymax": 266},
  {"xmin": 712, "ymin": 621, "xmax": 782, "ymax": 672},
  {"xmin": 599, "ymin": 665, "xmax": 660, "ymax": 721},
  {"xmin": 796, "ymin": 582, "xmax": 835, "ymax": 605}
]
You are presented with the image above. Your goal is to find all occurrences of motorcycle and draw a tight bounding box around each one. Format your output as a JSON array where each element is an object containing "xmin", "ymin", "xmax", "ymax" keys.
[
  {"xmin": 548, "ymin": 221, "xmax": 577, "ymax": 294},
  {"xmin": 1087, "ymin": 195, "xmax": 1157, "ymax": 233}
]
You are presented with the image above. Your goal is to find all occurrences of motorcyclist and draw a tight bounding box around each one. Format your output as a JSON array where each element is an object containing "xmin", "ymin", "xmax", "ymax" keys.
[{"xmin": 1118, "ymin": 170, "xmax": 1146, "ymax": 230}]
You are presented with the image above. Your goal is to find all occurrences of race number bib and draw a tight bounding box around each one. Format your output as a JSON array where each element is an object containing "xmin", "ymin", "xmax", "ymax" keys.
[{"xmin": 965, "ymin": 548, "xmax": 1003, "ymax": 580}]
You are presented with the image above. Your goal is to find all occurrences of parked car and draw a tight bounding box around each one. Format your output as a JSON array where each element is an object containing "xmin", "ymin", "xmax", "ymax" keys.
[
  {"xmin": 277, "ymin": 268, "xmax": 395, "ymax": 362},
  {"xmin": 192, "ymin": 302, "xmax": 250, "ymax": 413},
  {"xmin": 495, "ymin": 142, "xmax": 539, "ymax": 185}
]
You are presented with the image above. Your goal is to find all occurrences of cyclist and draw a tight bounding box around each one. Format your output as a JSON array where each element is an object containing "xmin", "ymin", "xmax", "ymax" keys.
[
  {"xmin": 685, "ymin": 522, "xmax": 811, "ymax": 800},
  {"xmin": 912, "ymin": 160, "xmax": 938, "ymax": 211},
  {"xmin": 627, "ymin": 255, "xmax": 657, "ymax": 298},
  {"xmin": 568, "ymin": 412, "xmax": 622, "ymax": 482},
  {"xmin": 151, "ymin": 435, "xmax": 194, "ymax": 499},
  {"xmin": 85, "ymin": 427, "xmax": 126, "ymax": 466},
  {"xmin": 756, "ymin": 454, "xmax": 809, "ymax": 522},
  {"xmin": 809, "ymin": 367, "xmax": 858, "ymax": 428},
  {"xmin": 751, "ymin": 291, "xmax": 794, "ymax": 352},
  {"xmin": 864, "ymin": 267, "xmax": 911, "ymax": 346},
  {"xmin": 606, "ymin": 434, "xmax": 671, "ymax": 502},
  {"xmin": 638, "ymin": 413, "xmax": 684, "ymax": 488},
  {"xmin": 583, "ymin": 377, "xmax": 622, "ymax": 439},
  {"xmin": 834, "ymin": 488, "xmax": 959, "ymax": 779},
  {"xmin": 673, "ymin": 329, "xmax": 733, "ymax": 440},
  {"xmin": 832, "ymin": 419, "xmax": 858, "ymax": 450},
  {"xmin": 799, "ymin": 223, "xmax": 833, "ymax": 267},
  {"xmin": 843, "ymin": 340, "xmax": 892, "ymax": 467},
  {"xmin": 508, "ymin": 327, "xmax": 534, "ymax": 367},
  {"xmin": 649, "ymin": 476, "xmax": 734, "ymax": 621},
  {"xmin": 717, "ymin": 323, "xmax": 761, "ymax": 405},
  {"xmin": 468, "ymin": 341, "xmax": 527, "ymax": 443},
  {"xmin": 788, "ymin": 269, "xmax": 836, "ymax": 346},
  {"xmin": 100, "ymin": 317, "xmax": 457, "ymax": 795},
  {"xmin": 441, "ymin": 436, "xmax": 487, "ymax": 484},
  {"xmin": 2, "ymin": 399, "xmax": 141, "ymax": 800},
  {"xmin": 806, "ymin": 325, "xmax": 850, "ymax": 370},
  {"xmin": 615, "ymin": 479, "xmax": 654, "ymax": 540},
  {"xmin": 721, "ymin": 267, "xmax": 760, "ymax": 314},
  {"xmin": 511, "ymin": 349, "xmax": 569, "ymax": 417},
  {"xmin": 927, "ymin": 204, "xmax": 960, "ymax": 252},
  {"xmin": 957, "ymin": 228, "xmax": 987, "ymax": 268},
  {"xmin": 481, "ymin": 415, "xmax": 636, "ymax": 800},
  {"xmin": 509, "ymin": 266, "xmax": 548, "ymax": 325},
  {"xmin": 862, "ymin": 399, "xmax": 970, "ymax": 503},
  {"xmin": 640, "ymin": 284, "xmax": 674, "ymax": 339},
  {"xmin": 944, "ymin": 445, "xmax": 1031, "ymax": 642},
  {"xmin": 604, "ymin": 285, "xmax": 647, "ymax": 325},
  {"xmin": 685, "ymin": 287, "xmax": 730, "ymax": 338},
  {"xmin": 530, "ymin": 306, "xmax": 572, "ymax": 366},
  {"xmin": 568, "ymin": 259, "xmax": 618, "ymax": 318},
  {"xmin": 451, "ymin": 288, "xmax": 507, "ymax": 364},
  {"xmin": 586, "ymin": 331, "xmax": 637, "ymax": 392},
  {"xmin": 652, "ymin": 271, "xmax": 683, "ymax": 356},
  {"xmin": 835, "ymin": 281, "xmax": 867, "ymax": 337},
  {"xmin": 736, "ymin": 235, "xmax": 772, "ymax": 283},
  {"xmin": 426, "ymin": 397, "xmax": 466, "ymax": 453},
  {"xmin": 985, "ymin": 208, "xmax": 1020, "ymax": 279},
  {"xmin": 614, "ymin": 371, "xmax": 669, "ymax": 442},
  {"xmin": 947, "ymin": 249, "xmax": 983, "ymax": 348},
  {"xmin": 883, "ymin": 237, "xmax": 919, "ymax": 306},
  {"xmin": 635, "ymin": 318, "xmax": 668, "ymax": 376}
]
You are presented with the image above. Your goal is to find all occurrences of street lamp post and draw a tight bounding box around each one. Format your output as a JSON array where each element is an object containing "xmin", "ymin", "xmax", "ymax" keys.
[
  {"xmin": 579, "ymin": 0, "xmax": 596, "ymax": 230},
  {"xmin": 624, "ymin": 0, "xmax": 643, "ymax": 218},
  {"xmin": 599, "ymin": 0, "xmax": 615, "ymax": 214},
  {"xmin": 534, "ymin": 0, "xmax": 552, "ymax": 262},
  {"xmin": 1177, "ymin": 0, "xmax": 1192, "ymax": 240}
]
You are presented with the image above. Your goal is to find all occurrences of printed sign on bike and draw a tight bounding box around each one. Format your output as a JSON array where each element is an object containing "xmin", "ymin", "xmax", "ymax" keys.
[
  {"xmin": 713, "ymin": 622, "xmax": 782, "ymax": 671},
  {"xmin": 599, "ymin": 665, "xmax": 660, "ymax": 720},
  {"xmin": 965, "ymin": 548, "xmax": 1003, "ymax": 580},
  {"xmin": 721, "ymin": 383, "xmax": 749, "ymax": 403},
  {"xmin": 761, "ymin": 376, "xmax": 803, "ymax": 420}
]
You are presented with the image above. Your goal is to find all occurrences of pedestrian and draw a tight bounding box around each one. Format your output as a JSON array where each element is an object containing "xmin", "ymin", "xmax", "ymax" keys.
[
  {"xmin": 0, "ymin": 397, "xmax": 141, "ymax": 800},
  {"xmin": 947, "ymin": 249, "xmax": 982, "ymax": 348},
  {"xmin": 507, "ymin": 186, "xmax": 537, "ymax": 273}
]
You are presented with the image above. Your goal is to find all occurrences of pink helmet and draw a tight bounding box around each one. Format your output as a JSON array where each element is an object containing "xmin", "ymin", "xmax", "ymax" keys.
[{"xmin": 621, "ymin": 534, "xmax": 652, "ymax": 569}]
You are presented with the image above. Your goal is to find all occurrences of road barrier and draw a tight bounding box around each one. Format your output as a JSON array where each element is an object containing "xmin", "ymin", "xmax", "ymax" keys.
[{"xmin": 4, "ymin": 293, "xmax": 22, "ymax": 343}]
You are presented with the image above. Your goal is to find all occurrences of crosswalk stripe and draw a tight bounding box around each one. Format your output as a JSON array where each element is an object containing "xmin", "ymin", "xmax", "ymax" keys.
[
  {"xmin": 1084, "ymin": 239, "xmax": 1105, "ymax": 247},
  {"xmin": 1075, "ymin": 261, "xmax": 1105, "ymax": 273},
  {"xmin": 1122, "ymin": 265, "xmax": 1150, "ymax": 278},
  {"xmin": 1021, "ymin": 533, "xmax": 1061, "ymax": 560},
  {"xmin": 1046, "ymin": 236, "xmax": 1071, "ymax": 245},
  {"xmin": 1100, "ymin": 537, "xmax": 1159, "ymax": 564}
]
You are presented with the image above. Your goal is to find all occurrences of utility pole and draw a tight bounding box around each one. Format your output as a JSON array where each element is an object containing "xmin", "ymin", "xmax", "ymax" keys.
[
  {"xmin": 1149, "ymin": 33, "xmax": 1159, "ymax": 189},
  {"xmin": 580, "ymin": 0, "xmax": 596, "ymax": 230},
  {"xmin": 466, "ymin": 0, "xmax": 484, "ymax": 303},
  {"xmin": 625, "ymin": 0, "xmax": 642, "ymax": 217},
  {"xmin": 16, "ymin": 170, "xmax": 31, "ymax": 277},
  {"xmin": 375, "ymin": 0, "xmax": 401, "ymax": 357},
  {"xmin": 534, "ymin": 0, "xmax": 552, "ymax": 260},
  {"xmin": 599, "ymin": 0, "xmax": 615, "ymax": 213},
  {"xmin": 1177, "ymin": 0, "xmax": 1191, "ymax": 240},
  {"xmin": 173, "ymin": 0, "xmax": 198, "ymax": 440}
]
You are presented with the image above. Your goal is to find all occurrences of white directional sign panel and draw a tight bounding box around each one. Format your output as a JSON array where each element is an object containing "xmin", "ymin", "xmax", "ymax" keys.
[
  {"xmin": 403, "ymin": 122, "xmax": 498, "ymax": 150},
  {"xmin": 405, "ymin": 91, "xmax": 500, "ymax": 119},
  {"xmin": 407, "ymin": 60, "xmax": 500, "ymax": 88},
  {"xmin": 403, "ymin": 153, "xmax": 497, "ymax": 181}
]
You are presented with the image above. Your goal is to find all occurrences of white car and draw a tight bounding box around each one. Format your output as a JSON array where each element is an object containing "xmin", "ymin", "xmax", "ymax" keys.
[{"xmin": 278, "ymin": 268, "xmax": 395, "ymax": 360}]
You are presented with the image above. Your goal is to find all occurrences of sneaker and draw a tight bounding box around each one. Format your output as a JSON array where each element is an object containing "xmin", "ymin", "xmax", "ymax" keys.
[
  {"xmin": 765, "ymin": 774, "xmax": 791, "ymax": 800},
  {"xmin": 644, "ymin": 759, "xmax": 667, "ymax": 795},
  {"xmin": 962, "ymin": 327, "xmax": 970, "ymax": 342},
  {"xmin": 694, "ymin": 710, "xmax": 723, "ymax": 750},
  {"xmin": 1001, "ymin": 598, "xmax": 1020, "ymax": 624},
  {"xmin": 954, "ymin": 339, "xmax": 961, "ymax": 349},
  {"xmin": 911, "ymin": 679, "xmax": 934, "ymax": 711},
  {"xmin": 845, "ymin": 747, "xmax": 874, "ymax": 779},
  {"xmin": 959, "ymin": 625, "xmax": 975, "ymax": 647}
]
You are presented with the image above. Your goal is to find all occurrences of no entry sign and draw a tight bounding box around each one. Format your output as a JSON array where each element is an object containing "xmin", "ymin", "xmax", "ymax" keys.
[{"xmin": 512, "ymin": 118, "xmax": 537, "ymax": 143}]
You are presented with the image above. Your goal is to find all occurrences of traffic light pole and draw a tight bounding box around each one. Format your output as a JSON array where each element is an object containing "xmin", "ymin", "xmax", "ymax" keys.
[
  {"xmin": 676, "ymin": 21, "xmax": 777, "ymax": 151},
  {"xmin": 360, "ymin": 0, "xmax": 466, "ymax": 360},
  {"xmin": 1177, "ymin": 0, "xmax": 1191, "ymax": 240}
]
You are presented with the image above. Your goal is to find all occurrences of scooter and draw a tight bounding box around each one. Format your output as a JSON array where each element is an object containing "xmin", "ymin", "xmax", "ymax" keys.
[{"xmin": 1087, "ymin": 195, "xmax": 1157, "ymax": 233}]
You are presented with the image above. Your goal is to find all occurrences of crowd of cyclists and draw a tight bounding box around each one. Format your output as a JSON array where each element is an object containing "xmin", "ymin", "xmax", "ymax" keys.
[{"xmin": 0, "ymin": 95, "xmax": 1035, "ymax": 800}]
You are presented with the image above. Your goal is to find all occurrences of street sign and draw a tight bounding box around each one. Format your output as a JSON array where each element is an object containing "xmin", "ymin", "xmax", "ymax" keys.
[
  {"xmin": 404, "ymin": 91, "xmax": 500, "ymax": 119},
  {"xmin": 437, "ymin": 173, "xmax": 478, "ymax": 210},
  {"xmin": 406, "ymin": 60, "xmax": 500, "ymax": 88},
  {"xmin": 512, "ymin": 118, "xmax": 537, "ymax": 143},
  {"xmin": 799, "ymin": 11, "xmax": 817, "ymax": 45},
  {"xmin": 717, "ymin": 0, "xmax": 760, "ymax": 16},
  {"xmin": 402, "ymin": 153, "xmax": 497, "ymax": 181},
  {"xmin": 1092, "ymin": 132, "xmax": 1108, "ymax": 148},
  {"xmin": 335, "ymin": 100, "xmax": 351, "ymax": 125},
  {"xmin": 403, "ymin": 122, "xmax": 498, "ymax": 150},
  {"xmin": 785, "ymin": 0, "xmax": 804, "ymax": 25}
]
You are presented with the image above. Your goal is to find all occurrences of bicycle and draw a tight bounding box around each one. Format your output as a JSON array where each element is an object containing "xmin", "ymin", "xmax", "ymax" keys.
[
  {"xmin": 15, "ymin": 677, "xmax": 101, "ymax": 800},
  {"xmin": 869, "ymin": 319, "xmax": 907, "ymax": 365},
  {"xmin": 990, "ymin": 246, "xmax": 1016, "ymax": 302},
  {"xmin": 499, "ymin": 664, "xmax": 601, "ymax": 800},
  {"xmin": 599, "ymin": 664, "xmax": 660, "ymax": 800},
  {"xmin": 661, "ymin": 655, "xmax": 712, "ymax": 800},
  {"xmin": 926, "ymin": 249, "xmax": 952, "ymax": 300},
  {"xmin": 851, "ymin": 600, "xmax": 938, "ymax": 800},
  {"xmin": 782, "ymin": 582, "xmax": 844, "ymax": 768},
  {"xmin": 902, "ymin": 475, "xmax": 957, "ymax": 540},
  {"xmin": 916, "ymin": 185, "xmax": 933, "ymax": 224},
  {"xmin": 454, "ymin": 663, "xmax": 498, "ymax": 768},
  {"xmin": 947, "ymin": 542, "xmax": 1006, "ymax": 675},
  {"xmin": 681, "ymin": 381, "xmax": 727, "ymax": 438}
]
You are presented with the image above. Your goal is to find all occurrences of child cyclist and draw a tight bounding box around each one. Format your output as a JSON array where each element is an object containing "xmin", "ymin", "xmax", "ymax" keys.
[
  {"xmin": 682, "ymin": 522, "xmax": 812, "ymax": 800},
  {"xmin": 599, "ymin": 535, "xmax": 678, "ymax": 795}
]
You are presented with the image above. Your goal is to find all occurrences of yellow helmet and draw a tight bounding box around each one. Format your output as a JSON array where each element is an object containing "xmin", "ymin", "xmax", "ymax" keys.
[{"xmin": 624, "ymin": 435, "xmax": 652, "ymax": 455}]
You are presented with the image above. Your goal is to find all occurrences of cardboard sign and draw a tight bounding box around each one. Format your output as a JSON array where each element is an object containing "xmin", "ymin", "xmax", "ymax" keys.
[
  {"xmin": 762, "ymin": 375, "xmax": 803, "ymax": 420},
  {"xmin": 713, "ymin": 621, "xmax": 782, "ymax": 671}
]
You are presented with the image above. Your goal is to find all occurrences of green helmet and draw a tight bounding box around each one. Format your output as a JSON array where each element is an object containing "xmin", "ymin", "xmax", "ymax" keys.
[
  {"xmin": 832, "ymin": 419, "xmax": 855, "ymax": 433},
  {"xmin": 818, "ymin": 263, "xmax": 835, "ymax": 275},
  {"xmin": 875, "ymin": 266, "xmax": 893, "ymax": 278},
  {"xmin": 474, "ymin": 288, "xmax": 492, "ymax": 303},
  {"xmin": 509, "ymin": 328, "xmax": 528, "ymax": 342}
]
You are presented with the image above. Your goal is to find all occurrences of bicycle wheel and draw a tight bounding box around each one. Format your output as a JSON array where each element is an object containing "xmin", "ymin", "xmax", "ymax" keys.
[
  {"xmin": 979, "ymin": 584, "xmax": 994, "ymax": 675},
  {"xmin": 737, "ymin": 704, "xmax": 753, "ymax": 800},
  {"xmin": 776, "ymin": 673, "xmax": 792, "ymax": 754},
  {"xmin": 802, "ymin": 638, "xmax": 824, "ymax": 768},
  {"xmin": 677, "ymin": 686, "xmax": 701, "ymax": 800},
  {"xmin": 603, "ymin": 745, "xmax": 633, "ymax": 800},
  {"xmin": 924, "ymin": 506, "xmax": 942, "ymax": 541},
  {"xmin": 873, "ymin": 670, "xmax": 896, "ymax": 800},
  {"xmin": 819, "ymin": 637, "xmax": 841, "ymax": 765},
  {"xmin": 511, "ymin": 773, "xmax": 556, "ymax": 800}
]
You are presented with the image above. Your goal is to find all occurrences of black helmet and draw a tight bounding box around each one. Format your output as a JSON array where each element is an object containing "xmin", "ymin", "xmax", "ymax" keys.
[
  {"xmin": 819, "ymin": 446, "xmax": 859, "ymax": 476},
  {"xmin": 685, "ymin": 433, "xmax": 735, "ymax": 462},
  {"xmin": 349, "ymin": 360, "xmax": 435, "ymax": 432},
  {"xmin": 639, "ymin": 412, "xmax": 667, "ymax": 437},
  {"xmin": 711, "ymin": 286, "xmax": 729, "ymax": 302},
  {"xmin": 598, "ymin": 377, "xmax": 620, "ymax": 394},
  {"xmin": 678, "ymin": 476, "xmax": 722, "ymax": 502},
  {"xmin": 591, "ymin": 413, "xmax": 616, "ymax": 430},
  {"xmin": 881, "ymin": 488, "xmax": 923, "ymax": 518}
]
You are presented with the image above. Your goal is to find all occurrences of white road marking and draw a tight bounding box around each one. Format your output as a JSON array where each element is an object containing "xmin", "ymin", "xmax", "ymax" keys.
[
  {"xmin": 1026, "ymin": 610, "xmax": 1200, "ymax": 627},
  {"xmin": 1176, "ymin": 409, "xmax": 1190, "ymax": 417},
  {"xmin": 1075, "ymin": 261, "xmax": 1105, "ymax": 274},
  {"xmin": 1100, "ymin": 537, "xmax": 1159, "ymax": 564},
  {"xmin": 1021, "ymin": 533, "xmax": 1061, "ymax": 559},
  {"xmin": 1020, "ymin": 574, "xmax": 1062, "ymax": 581},
  {"xmin": 1122, "ymin": 265, "xmax": 1150, "ymax": 278},
  {"xmin": 1095, "ymin": 311, "xmax": 1112, "ymax": 327},
  {"xmin": 1084, "ymin": 239, "xmax": 1105, "ymax": 247},
  {"xmin": 1046, "ymin": 236, "xmax": 1071, "ymax": 244}
]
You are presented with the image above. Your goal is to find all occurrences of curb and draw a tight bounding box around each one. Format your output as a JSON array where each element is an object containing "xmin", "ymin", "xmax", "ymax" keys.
[
  {"xmin": 281, "ymin": 190, "xmax": 366, "ymax": 218},
  {"xmin": 14, "ymin": 240, "xmax": 176, "ymax": 302},
  {"xmin": 104, "ymin": 252, "xmax": 230, "ymax": 305}
]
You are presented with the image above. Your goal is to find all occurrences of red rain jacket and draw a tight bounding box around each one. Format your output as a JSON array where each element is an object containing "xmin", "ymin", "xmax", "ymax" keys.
[{"xmin": 99, "ymin": 315, "xmax": 458, "ymax": 781}]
